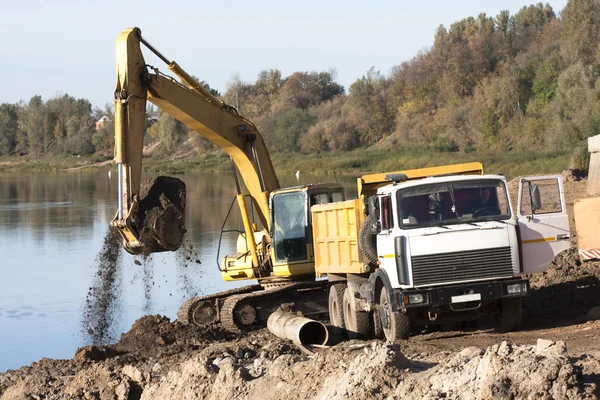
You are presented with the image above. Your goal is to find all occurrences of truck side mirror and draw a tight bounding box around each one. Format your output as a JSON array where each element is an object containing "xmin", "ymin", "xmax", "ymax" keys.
[
  {"xmin": 367, "ymin": 196, "xmax": 379, "ymax": 221},
  {"xmin": 530, "ymin": 183, "xmax": 542, "ymax": 213}
]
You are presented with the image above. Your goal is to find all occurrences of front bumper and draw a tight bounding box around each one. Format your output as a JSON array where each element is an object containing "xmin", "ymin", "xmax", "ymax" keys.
[{"xmin": 392, "ymin": 278, "xmax": 529, "ymax": 311}]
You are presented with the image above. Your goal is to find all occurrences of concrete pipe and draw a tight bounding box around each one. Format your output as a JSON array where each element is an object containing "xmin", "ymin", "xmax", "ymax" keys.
[{"xmin": 267, "ymin": 310, "xmax": 329, "ymax": 346}]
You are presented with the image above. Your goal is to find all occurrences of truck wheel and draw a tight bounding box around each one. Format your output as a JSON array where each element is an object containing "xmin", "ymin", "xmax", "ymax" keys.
[
  {"xmin": 372, "ymin": 306, "xmax": 384, "ymax": 339},
  {"xmin": 500, "ymin": 298, "xmax": 522, "ymax": 332},
  {"xmin": 359, "ymin": 219, "xmax": 378, "ymax": 264},
  {"xmin": 343, "ymin": 287, "xmax": 370, "ymax": 340},
  {"xmin": 380, "ymin": 287, "xmax": 410, "ymax": 341},
  {"xmin": 328, "ymin": 283, "xmax": 346, "ymax": 331}
]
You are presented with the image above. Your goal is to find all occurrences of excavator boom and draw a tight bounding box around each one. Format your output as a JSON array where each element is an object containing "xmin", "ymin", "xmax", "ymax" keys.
[{"xmin": 112, "ymin": 27, "xmax": 279, "ymax": 258}]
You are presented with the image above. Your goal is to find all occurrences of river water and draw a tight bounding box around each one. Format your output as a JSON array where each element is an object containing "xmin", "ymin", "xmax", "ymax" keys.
[{"xmin": 0, "ymin": 170, "xmax": 356, "ymax": 372}]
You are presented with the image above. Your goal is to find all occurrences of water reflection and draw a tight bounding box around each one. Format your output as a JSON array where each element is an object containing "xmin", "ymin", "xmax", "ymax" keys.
[{"xmin": 0, "ymin": 170, "xmax": 358, "ymax": 372}]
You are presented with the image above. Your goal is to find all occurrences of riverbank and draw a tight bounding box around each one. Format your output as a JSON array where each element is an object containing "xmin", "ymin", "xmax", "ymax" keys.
[{"xmin": 0, "ymin": 149, "xmax": 573, "ymax": 179}]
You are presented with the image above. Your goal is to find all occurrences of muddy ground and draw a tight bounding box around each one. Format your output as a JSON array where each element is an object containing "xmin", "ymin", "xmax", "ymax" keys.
[{"xmin": 2, "ymin": 175, "xmax": 600, "ymax": 399}]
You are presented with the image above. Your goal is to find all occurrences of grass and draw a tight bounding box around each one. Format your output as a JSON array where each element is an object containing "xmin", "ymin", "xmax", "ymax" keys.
[{"xmin": 0, "ymin": 148, "xmax": 572, "ymax": 180}]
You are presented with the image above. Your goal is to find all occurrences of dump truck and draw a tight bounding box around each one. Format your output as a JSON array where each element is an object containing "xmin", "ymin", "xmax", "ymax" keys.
[{"xmin": 312, "ymin": 164, "xmax": 571, "ymax": 340}]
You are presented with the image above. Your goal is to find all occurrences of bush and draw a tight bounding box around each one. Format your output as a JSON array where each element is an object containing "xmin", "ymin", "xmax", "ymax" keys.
[
  {"xmin": 65, "ymin": 130, "xmax": 95, "ymax": 156},
  {"xmin": 429, "ymin": 137, "xmax": 459, "ymax": 152},
  {"xmin": 571, "ymin": 146, "xmax": 590, "ymax": 173}
]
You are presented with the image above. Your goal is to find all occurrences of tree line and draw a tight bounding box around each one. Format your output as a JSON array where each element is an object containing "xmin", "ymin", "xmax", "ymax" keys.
[{"xmin": 1, "ymin": 0, "xmax": 599, "ymax": 160}]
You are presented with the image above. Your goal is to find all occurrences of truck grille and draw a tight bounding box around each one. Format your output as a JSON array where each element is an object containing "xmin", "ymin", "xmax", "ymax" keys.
[{"xmin": 411, "ymin": 246, "xmax": 513, "ymax": 286}]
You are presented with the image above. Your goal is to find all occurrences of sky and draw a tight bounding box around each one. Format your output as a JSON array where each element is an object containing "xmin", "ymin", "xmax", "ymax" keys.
[{"xmin": 0, "ymin": 0, "xmax": 569, "ymax": 110}]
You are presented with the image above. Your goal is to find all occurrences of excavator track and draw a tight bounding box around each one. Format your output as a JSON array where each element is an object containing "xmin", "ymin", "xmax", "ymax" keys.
[
  {"xmin": 178, "ymin": 281, "xmax": 329, "ymax": 332},
  {"xmin": 177, "ymin": 284, "xmax": 262, "ymax": 325}
]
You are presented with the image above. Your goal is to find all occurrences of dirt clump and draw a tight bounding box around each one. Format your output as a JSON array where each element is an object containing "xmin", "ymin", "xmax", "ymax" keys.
[{"xmin": 135, "ymin": 176, "xmax": 186, "ymax": 256}]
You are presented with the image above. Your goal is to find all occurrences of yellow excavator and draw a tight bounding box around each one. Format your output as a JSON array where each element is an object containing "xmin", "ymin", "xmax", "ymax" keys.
[{"xmin": 111, "ymin": 27, "xmax": 344, "ymax": 331}]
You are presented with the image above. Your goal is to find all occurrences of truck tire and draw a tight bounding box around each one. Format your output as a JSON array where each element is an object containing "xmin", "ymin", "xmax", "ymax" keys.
[
  {"xmin": 328, "ymin": 283, "xmax": 346, "ymax": 331},
  {"xmin": 342, "ymin": 287, "xmax": 370, "ymax": 340},
  {"xmin": 380, "ymin": 287, "xmax": 410, "ymax": 341},
  {"xmin": 359, "ymin": 219, "xmax": 378, "ymax": 264},
  {"xmin": 371, "ymin": 306, "xmax": 384, "ymax": 339},
  {"xmin": 500, "ymin": 298, "xmax": 522, "ymax": 332}
]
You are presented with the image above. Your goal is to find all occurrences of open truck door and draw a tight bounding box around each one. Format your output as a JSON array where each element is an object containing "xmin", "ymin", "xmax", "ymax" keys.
[{"xmin": 517, "ymin": 175, "xmax": 571, "ymax": 274}]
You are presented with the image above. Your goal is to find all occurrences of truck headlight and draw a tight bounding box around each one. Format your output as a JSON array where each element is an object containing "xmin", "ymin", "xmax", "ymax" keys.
[
  {"xmin": 408, "ymin": 294, "xmax": 424, "ymax": 304},
  {"xmin": 507, "ymin": 283, "xmax": 528, "ymax": 295}
]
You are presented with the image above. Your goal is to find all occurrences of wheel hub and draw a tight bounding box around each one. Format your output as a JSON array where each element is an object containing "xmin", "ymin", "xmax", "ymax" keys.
[
  {"xmin": 234, "ymin": 304, "xmax": 257, "ymax": 327},
  {"xmin": 380, "ymin": 302, "xmax": 391, "ymax": 330},
  {"xmin": 192, "ymin": 301, "xmax": 219, "ymax": 326}
]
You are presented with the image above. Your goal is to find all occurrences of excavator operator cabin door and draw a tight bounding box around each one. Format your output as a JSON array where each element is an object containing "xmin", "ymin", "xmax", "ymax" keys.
[{"xmin": 517, "ymin": 175, "xmax": 570, "ymax": 274}]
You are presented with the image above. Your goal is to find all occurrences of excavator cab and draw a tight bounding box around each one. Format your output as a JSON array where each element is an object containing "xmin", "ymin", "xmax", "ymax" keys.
[
  {"xmin": 220, "ymin": 183, "xmax": 344, "ymax": 282},
  {"xmin": 269, "ymin": 183, "xmax": 345, "ymax": 278}
]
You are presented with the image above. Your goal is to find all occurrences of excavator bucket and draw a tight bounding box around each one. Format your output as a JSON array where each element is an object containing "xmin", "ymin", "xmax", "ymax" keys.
[{"xmin": 115, "ymin": 176, "xmax": 187, "ymax": 255}]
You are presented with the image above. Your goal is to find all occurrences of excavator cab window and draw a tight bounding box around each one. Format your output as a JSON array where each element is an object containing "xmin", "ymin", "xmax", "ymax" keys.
[{"xmin": 272, "ymin": 192, "xmax": 308, "ymax": 262}]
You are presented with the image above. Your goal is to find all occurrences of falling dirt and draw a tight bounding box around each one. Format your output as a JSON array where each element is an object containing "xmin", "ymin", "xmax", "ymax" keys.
[
  {"xmin": 175, "ymin": 239, "xmax": 203, "ymax": 299},
  {"xmin": 82, "ymin": 227, "xmax": 123, "ymax": 346},
  {"xmin": 141, "ymin": 255, "xmax": 154, "ymax": 314}
]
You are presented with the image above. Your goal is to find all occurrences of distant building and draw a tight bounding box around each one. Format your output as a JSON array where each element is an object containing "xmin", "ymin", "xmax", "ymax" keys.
[{"xmin": 95, "ymin": 115, "xmax": 110, "ymax": 131}]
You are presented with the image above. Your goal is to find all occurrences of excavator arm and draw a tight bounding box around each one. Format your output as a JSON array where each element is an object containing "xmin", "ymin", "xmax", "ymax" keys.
[{"xmin": 112, "ymin": 27, "xmax": 279, "ymax": 263}]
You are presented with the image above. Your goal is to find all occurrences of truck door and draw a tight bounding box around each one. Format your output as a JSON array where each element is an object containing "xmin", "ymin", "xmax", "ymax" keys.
[
  {"xmin": 517, "ymin": 175, "xmax": 570, "ymax": 274},
  {"xmin": 376, "ymin": 194, "xmax": 404, "ymax": 288}
]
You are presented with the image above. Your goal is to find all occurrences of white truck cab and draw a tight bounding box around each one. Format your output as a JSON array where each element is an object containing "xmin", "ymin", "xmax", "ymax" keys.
[{"xmin": 367, "ymin": 173, "xmax": 569, "ymax": 338}]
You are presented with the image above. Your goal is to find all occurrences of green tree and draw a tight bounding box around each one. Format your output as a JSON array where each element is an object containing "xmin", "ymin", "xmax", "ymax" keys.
[
  {"xmin": 0, "ymin": 103, "xmax": 18, "ymax": 156},
  {"xmin": 344, "ymin": 68, "xmax": 394, "ymax": 144},
  {"xmin": 561, "ymin": 0, "xmax": 600, "ymax": 64},
  {"xmin": 149, "ymin": 110, "xmax": 186, "ymax": 152},
  {"xmin": 261, "ymin": 108, "xmax": 316, "ymax": 152}
]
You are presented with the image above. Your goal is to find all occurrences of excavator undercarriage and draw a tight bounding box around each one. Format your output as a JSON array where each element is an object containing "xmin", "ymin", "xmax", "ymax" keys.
[{"xmin": 177, "ymin": 281, "xmax": 328, "ymax": 331}]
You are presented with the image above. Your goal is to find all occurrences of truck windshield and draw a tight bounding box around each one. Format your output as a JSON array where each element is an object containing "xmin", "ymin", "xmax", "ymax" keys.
[
  {"xmin": 271, "ymin": 192, "xmax": 308, "ymax": 262},
  {"xmin": 397, "ymin": 179, "xmax": 511, "ymax": 229}
]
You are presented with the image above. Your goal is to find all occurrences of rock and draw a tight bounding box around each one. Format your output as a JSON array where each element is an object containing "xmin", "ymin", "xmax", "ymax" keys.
[
  {"xmin": 498, "ymin": 341, "xmax": 512, "ymax": 356},
  {"xmin": 74, "ymin": 346, "xmax": 116, "ymax": 362},
  {"xmin": 587, "ymin": 306, "xmax": 600, "ymax": 321},
  {"xmin": 536, "ymin": 339, "xmax": 555, "ymax": 352},
  {"xmin": 536, "ymin": 339, "xmax": 567, "ymax": 356},
  {"xmin": 151, "ymin": 362, "xmax": 162, "ymax": 373},
  {"xmin": 115, "ymin": 381, "xmax": 130, "ymax": 400},
  {"xmin": 460, "ymin": 346, "xmax": 483, "ymax": 358},
  {"xmin": 122, "ymin": 365, "xmax": 143, "ymax": 383}
]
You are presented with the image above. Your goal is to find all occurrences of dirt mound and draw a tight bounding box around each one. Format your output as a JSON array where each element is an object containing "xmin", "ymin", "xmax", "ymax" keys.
[
  {"xmin": 3, "ymin": 335, "xmax": 597, "ymax": 400},
  {"xmin": 112, "ymin": 315, "xmax": 238, "ymax": 359},
  {"xmin": 395, "ymin": 339, "xmax": 597, "ymax": 399},
  {"xmin": 526, "ymin": 248, "xmax": 600, "ymax": 319}
]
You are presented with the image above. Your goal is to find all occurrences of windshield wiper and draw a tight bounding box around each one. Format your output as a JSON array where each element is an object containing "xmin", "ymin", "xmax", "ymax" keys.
[
  {"xmin": 432, "ymin": 222, "xmax": 451, "ymax": 229},
  {"xmin": 474, "ymin": 216, "xmax": 508, "ymax": 224},
  {"xmin": 462, "ymin": 221, "xmax": 481, "ymax": 227}
]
